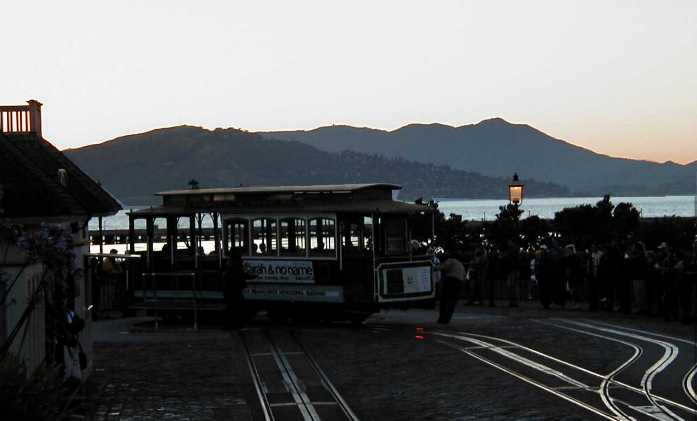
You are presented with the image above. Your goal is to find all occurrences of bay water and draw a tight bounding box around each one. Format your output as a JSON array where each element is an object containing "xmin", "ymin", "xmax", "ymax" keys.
[{"xmin": 90, "ymin": 195, "xmax": 696, "ymax": 231}]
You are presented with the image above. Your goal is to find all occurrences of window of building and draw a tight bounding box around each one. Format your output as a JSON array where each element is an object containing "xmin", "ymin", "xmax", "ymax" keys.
[
  {"xmin": 280, "ymin": 217, "xmax": 306, "ymax": 256},
  {"xmin": 309, "ymin": 217, "xmax": 335, "ymax": 256},
  {"xmin": 252, "ymin": 218, "xmax": 277, "ymax": 256}
]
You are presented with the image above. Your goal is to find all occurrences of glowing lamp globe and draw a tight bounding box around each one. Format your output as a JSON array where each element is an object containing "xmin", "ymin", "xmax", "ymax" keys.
[{"xmin": 508, "ymin": 173, "xmax": 524, "ymax": 205}]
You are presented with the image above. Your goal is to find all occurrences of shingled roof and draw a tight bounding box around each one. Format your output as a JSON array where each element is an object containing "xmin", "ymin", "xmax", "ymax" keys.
[{"xmin": 0, "ymin": 101, "xmax": 121, "ymax": 221}]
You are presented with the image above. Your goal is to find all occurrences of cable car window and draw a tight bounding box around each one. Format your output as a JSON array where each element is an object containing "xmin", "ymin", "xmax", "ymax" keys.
[
  {"xmin": 341, "ymin": 216, "xmax": 367, "ymax": 255},
  {"xmin": 225, "ymin": 219, "xmax": 249, "ymax": 256},
  {"xmin": 176, "ymin": 216, "xmax": 192, "ymax": 250},
  {"xmin": 252, "ymin": 218, "xmax": 277, "ymax": 256},
  {"xmin": 363, "ymin": 216, "xmax": 373, "ymax": 251},
  {"xmin": 152, "ymin": 217, "xmax": 169, "ymax": 251},
  {"xmin": 280, "ymin": 218, "xmax": 306, "ymax": 256},
  {"xmin": 131, "ymin": 218, "xmax": 147, "ymax": 252},
  {"xmin": 384, "ymin": 217, "xmax": 406, "ymax": 256},
  {"xmin": 309, "ymin": 217, "xmax": 335, "ymax": 256}
]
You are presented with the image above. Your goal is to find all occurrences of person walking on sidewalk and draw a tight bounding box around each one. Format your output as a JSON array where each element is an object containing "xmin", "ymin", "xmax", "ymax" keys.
[{"xmin": 437, "ymin": 251, "xmax": 466, "ymax": 324}]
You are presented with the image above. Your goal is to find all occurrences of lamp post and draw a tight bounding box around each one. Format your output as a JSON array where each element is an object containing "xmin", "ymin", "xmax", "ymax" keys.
[{"xmin": 508, "ymin": 173, "xmax": 524, "ymax": 206}]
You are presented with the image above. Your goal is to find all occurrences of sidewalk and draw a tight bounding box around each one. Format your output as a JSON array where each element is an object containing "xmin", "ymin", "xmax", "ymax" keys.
[{"xmin": 436, "ymin": 299, "xmax": 697, "ymax": 340}]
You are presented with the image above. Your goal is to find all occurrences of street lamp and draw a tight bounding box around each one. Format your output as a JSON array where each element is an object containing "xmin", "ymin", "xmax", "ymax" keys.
[{"xmin": 508, "ymin": 173, "xmax": 524, "ymax": 206}]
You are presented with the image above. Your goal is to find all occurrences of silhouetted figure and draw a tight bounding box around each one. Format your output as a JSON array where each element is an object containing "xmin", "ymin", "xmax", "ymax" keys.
[
  {"xmin": 437, "ymin": 253, "xmax": 466, "ymax": 324},
  {"xmin": 486, "ymin": 249, "xmax": 498, "ymax": 307},
  {"xmin": 467, "ymin": 245, "xmax": 488, "ymax": 305},
  {"xmin": 548, "ymin": 243, "xmax": 566, "ymax": 308},
  {"xmin": 680, "ymin": 242, "xmax": 697, "ymax": 323},
  {"xmin": 627, "ymin": 241, "xmax": 649, "ymax": 314},
  {"xmin": 654, "ymin": 243, "xmax": 679, "ymax": 321},
  {"xmin": 563, "ymin": 244, "xmax": 583, "ymax": 309},
  {"xmin": 587, "ymin": 244, "xmax": 603, "ymax": 311},
  {"xmin": 602, "ymin": 243, "xmax": 623, "ymax": 311},
  {"xmin": 537, "ymin": 246, "xmax": 552, "ymax": 309},
  {"xmin": 645, "ymin": 250, "xmax": 660, "ymax": 316},
  {"xmin": 224, "ymin": 248, "xmax": 253, "ymax": 328},
  {"xmin": 503, "ymin": 241, "xmax": 521, "ymax": 307}
]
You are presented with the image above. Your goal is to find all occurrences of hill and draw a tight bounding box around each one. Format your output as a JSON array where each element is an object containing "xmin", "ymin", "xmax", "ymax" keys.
[
  {"xmin": 64, "ymin": 126, "xmax": 568, "ymax": 205},
  {"xmin": 261, "ymin": 119, "xmax": 697, "ymax": 196}
]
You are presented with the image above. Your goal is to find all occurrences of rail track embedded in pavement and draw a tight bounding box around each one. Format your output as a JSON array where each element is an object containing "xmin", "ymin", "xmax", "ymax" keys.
[
  {"xmin": 239, "ymin": 328, "xmax": 360, "ymax": 421},
  {"xmin": 433, "ymin": 318, "xmax": 697, "ymax": 420}
]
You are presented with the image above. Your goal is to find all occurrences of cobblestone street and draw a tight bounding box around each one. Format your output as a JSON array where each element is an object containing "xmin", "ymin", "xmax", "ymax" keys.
[
  {"xmin": 90, "ymin": 320, "xmax": 255, "ymax": 421},
  {"xmin": 87, "ymin": 304, "xmax": 697, "ymax": 421}
]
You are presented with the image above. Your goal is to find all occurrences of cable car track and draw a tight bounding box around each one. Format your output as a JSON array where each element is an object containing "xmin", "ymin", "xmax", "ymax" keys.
[
  {"xmin": 576, "ymin": 319, "xmax": 697, "ymax": 408},
  {"xmin": 433, "ymin": 332, "xmax": 618, "ymax": 420},
  {"xmin": 463, "ymin": 326, "xmax": 642, "ymax": 420},
  {"xmin": 553, "ymin": 319, "xmax": 683, "ymax": 420},
  {"xmin": 239, "ymin": 329, "xmax": 360, "ymax": 421},
  {"xmin": 537, "ymin": 321, "xmax": 643, "ymax": 421},
  {"xmin": 433, "ymin": 319, "xmax": 697, "ymax": 420}
]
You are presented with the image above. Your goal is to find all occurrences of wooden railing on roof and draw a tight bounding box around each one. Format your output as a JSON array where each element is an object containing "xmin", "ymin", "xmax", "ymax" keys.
[{"xmin": 0, "ymin": 100, "xmax": 42, "ymax": 137}]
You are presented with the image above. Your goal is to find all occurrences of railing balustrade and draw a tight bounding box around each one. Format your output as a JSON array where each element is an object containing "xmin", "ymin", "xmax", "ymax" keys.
[{"xmin": 0, "ymin": 100, "xmax": 42, "ymax": 136}]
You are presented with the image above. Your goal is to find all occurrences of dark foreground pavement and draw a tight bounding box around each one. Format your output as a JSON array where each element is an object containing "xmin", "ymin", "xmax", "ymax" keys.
[{"xmin": 87, "ymin": 303, "xmax": 697, "ymax": 420}]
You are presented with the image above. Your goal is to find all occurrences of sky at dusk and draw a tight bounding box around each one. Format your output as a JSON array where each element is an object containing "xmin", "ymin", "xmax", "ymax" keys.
[{"xmin": 2, "ymin": 1, "xmax": 696, "ymax": 164}]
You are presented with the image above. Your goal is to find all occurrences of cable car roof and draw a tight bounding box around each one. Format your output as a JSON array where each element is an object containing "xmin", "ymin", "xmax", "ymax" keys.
[
  {"xmin": 129, "ymin": 200, "xmax": 431, "ymax": 217},
  {"xmin": 128, "ymin": 183, "xmax": 432, "ymax": 217},
  {"xmin": 156, "ymin": 183, "xmax": 401, "ymax": 196}
]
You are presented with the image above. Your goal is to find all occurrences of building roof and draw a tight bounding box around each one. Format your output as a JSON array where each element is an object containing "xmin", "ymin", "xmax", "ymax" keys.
[
  {"xmin": 0, "ymin": 132, "xmax": 122, "ymax": 220},
  {"xmin": 156, "ymin": 183, "xmax": 402, "ymax": 197}
]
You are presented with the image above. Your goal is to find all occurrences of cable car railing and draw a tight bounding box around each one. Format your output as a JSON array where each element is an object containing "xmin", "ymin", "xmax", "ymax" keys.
[{"xmin": 140, "ymin": 271, "xmax": 199, "ymax": 329}]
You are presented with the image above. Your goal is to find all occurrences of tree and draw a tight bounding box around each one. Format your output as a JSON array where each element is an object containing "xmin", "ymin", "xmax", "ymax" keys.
[
  {"xmin": 554, "ymin": 204, "xmax": 596, "ymax": 248},
  {"xmin": 488, "ymin": 204, "xmax": 524, "ymax": 249},
  {"xmin": 612, "ymin": 202, "xmax": 640, "ymax": 240},
  {"xmin": 519, "ymin": 215, "xmax": 550, "ymax": 250}
]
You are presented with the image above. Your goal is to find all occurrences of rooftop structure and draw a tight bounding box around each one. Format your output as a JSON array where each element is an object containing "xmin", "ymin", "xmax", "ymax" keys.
[{"xmin": 0, "ymin": 100, "xmax": 122, "ymax": 222}]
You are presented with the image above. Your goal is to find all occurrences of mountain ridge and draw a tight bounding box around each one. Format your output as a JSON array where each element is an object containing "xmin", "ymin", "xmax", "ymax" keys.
[
  {"xmin": 64, "ymin": 125, "xmax": 569, "ymax": 205},
  {"xmin": 260, "ymin": 119, "xmax": 696, "ymax": 196}
]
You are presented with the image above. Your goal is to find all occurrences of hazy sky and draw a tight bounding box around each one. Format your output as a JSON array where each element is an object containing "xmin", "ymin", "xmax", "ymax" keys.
[{"xmin": 3, "ymin": 1, "xmax": 696, "ymax": 163}]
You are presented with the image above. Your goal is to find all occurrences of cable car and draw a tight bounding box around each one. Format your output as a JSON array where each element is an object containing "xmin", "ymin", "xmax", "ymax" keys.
[{"xmin": 126, "ymin": 183, "xmax": 436, "ymax": 322}]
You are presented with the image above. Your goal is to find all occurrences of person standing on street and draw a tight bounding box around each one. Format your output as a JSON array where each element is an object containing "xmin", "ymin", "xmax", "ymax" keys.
[
  {"xmin": 537, "ymin": 245, "xmax": 552, "ymax": 309},
  {"xmin": 224, "ymin": 248, "xmax": 254, "ymax": 329},
  {"xmin": 588, "ymin": 244, "xmax": 603, "ymax": 311},
  {"xmin": 467, "ymin": 245, "xmax": 488, "ymax": 305},
  {"xmin": 431, "ymin": 249, "xmax": 442, "ymax": 300},
  {"xmin": 437, "ymin": 252, "xmax": 466, "ymax": 324},
  {"xmin": 503, "ymin": 240, "xmax": 522, "ymax": 307},
  {"xmin": 681, "ymin": 241, "xmax": 697, "ymax": 323}
]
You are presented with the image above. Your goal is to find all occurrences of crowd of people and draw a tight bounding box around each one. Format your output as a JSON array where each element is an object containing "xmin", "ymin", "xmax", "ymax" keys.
[{"xmin": 435, "ymin": 238, "xmax": 697, "ymax": 325}]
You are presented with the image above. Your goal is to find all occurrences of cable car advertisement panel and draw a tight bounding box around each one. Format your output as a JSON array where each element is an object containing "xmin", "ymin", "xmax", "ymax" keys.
[
  {"xmin": 243, "ymin": 259, "xmax": 314, "ymax": 283},
  {"xmin": 377, "ymin": 260, "xmax": 434, "ymax": 302}
]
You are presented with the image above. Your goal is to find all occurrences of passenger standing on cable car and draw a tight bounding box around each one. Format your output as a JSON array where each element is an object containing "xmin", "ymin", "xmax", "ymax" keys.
[
  {"xmin": 437, "ymin": 252, "xmax": 466, "ymax": 324},
  {"xmin": 224, "ymin": 248, "xmax": 253, "ymax": 329}
]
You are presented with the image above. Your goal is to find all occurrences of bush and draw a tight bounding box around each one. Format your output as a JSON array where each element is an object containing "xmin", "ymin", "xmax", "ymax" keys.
[{"xmin": 0, "ymin": 356, "xmax": 70, "ymax": 421}]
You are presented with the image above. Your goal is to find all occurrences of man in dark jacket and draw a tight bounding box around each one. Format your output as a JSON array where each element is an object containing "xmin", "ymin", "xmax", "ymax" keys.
[
  {"xmin": 224, "ymin": 248, "xmax": 253, "ymax": 328},
  {"xmin": 437, "ymin": 252, "xmax": 466, "ymax": 324}
]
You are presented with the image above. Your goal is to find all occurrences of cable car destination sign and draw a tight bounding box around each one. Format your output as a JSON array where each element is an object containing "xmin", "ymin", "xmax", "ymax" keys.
[{"xmin": 243, "ymin": 259, "xmax": 314, "ymax": 283}]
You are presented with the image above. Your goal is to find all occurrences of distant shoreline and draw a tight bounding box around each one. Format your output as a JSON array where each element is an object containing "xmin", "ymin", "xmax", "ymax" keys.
[{"xmin": 434, "ymin": 193, "xmax": 696, "ymax": 202}]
